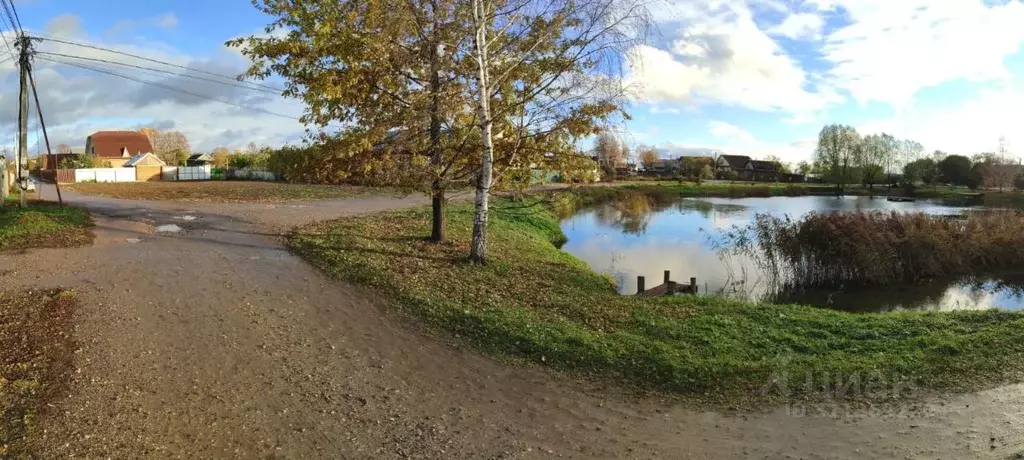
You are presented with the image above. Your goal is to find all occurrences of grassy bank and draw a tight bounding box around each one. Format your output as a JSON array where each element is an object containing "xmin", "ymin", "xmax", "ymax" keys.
[
  {"xmin": 589, "ymin": 181, "xmax": 825, "ymax": 199},
  {"xmin": 0, "ymin": 201, "xmax": 93, "ymax": 251},
  {"xmin": 593, "ymin": 181, "xmax": 1015, "ymax": 202},
  {"xmin": 292, "ymin": 199, "xmax": 1024, "ymax": 405},
  {"xmin": 69, "ymin": 181, "xmax": 391, "ymax": 203},
  {"xmin": 0, "ymin": 289, "xmax": 78, "ymax": 457}
]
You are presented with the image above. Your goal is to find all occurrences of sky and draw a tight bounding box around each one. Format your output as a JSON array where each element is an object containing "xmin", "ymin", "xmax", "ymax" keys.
[{"xmin": 3, "ymin": 0, "xmax": 1024, "ymax": 163}]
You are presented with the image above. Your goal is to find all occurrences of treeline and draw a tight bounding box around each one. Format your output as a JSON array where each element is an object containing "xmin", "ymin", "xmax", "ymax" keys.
[{"xmin": 814, "ymin": 124, "xmax": 1018, "ymax": 191}]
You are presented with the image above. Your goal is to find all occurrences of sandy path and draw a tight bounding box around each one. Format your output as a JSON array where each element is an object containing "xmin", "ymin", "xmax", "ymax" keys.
[{"xmin": 0, "ymin": 184, "xmax": 1019, "ymax": 459}]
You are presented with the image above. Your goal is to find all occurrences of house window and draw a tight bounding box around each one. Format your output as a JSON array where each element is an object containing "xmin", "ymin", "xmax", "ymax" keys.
[{"xmin": 91, "ymin": 146, "xmax": 95, "ymax": 154}]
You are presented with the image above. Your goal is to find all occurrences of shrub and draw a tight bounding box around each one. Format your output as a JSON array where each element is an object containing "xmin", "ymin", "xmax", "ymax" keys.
[
  {"xmin": 782, "ymin": 185, "xmax": 809, "ymax": 196},
  {"xmin": 726, "ymin": 211, "xmax": 1024, "ymax": 287},
  {"xmin": 726, "ymin": 185, "xmax": 771, "ymax": 198}
]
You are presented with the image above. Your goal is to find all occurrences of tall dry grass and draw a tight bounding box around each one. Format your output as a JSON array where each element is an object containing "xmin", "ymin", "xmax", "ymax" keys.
[{"xmin": 729, "ymin": 211, "xmax": 1024, "ymax": 287}]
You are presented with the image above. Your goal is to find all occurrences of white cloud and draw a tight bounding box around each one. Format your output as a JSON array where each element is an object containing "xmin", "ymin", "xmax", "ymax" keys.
[
  {"xmin": 0, "ymin": 15, "xmax": 304, "ymax": 152},
  {"xmin": 708, "ymin": 120, "xmax": 756, "ymax": 145},
  {"xmin": 856, "ymin": 85, "xmax": 1024, "ymax": 159},
  {"xmin": 818, "ymin": 0, "xmax": 1024, "ymax": 107},
  {"xmin": 649, "ymin": 106, "xmax": 681, "ymax": 115},
  {"xmin": 157, "ymin": 13, "xmax": 179, "ymax": 29},
  {"xmin": 769, "ymin": 12, "xmax": 824, "ymax": 40},
  {"xmin": 627, "ymin": 1, "xmax": 839, "ymax": 116}
]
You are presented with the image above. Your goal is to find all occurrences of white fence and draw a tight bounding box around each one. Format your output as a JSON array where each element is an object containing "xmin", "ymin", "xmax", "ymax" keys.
[
  {"xmin": 74, "ymin": 168, "xmax": 136, "ymax": 183},
  {"xmin": 162, "ymin": 165, "xmax": 212, "ymax": 181},
  {"xmin": 229, "ymin": 169, "xmax": 276, "ymax": 181}
]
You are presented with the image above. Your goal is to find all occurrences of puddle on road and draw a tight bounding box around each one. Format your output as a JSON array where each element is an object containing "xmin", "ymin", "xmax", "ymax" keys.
[
  {"xmin": 173, "ymin": 215, "xmax": 199, "ymax": 221},
  {"xmin": 155, "ymin": 224, "xmax": 183, "ymax": 233},
  {"xmin": 126, "ymin": 238, "xmax": 143, "ymax": 244}
]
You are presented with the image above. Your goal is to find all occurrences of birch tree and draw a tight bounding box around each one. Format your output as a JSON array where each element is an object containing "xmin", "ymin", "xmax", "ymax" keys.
[
  {"xmin": 464, "ymin": 0, "xmax": 648, "ymax": 263},
  {"xmin": 469, "ymin": 0, "xmax": 495, "ymax": 263}
]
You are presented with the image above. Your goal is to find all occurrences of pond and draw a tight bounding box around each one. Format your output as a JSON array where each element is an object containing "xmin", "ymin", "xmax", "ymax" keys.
[{"xmin": 559, "ymin": 194, "xmax": 1024, "ymax": 312}]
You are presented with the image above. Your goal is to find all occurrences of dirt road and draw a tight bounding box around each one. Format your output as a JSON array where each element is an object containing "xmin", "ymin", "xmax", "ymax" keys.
[{"xmin": 1, "ymin": 184, "xmax": 1020, "ymax": 459}]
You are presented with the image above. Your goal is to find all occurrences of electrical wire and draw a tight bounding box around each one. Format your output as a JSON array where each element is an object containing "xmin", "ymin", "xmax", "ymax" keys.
[
  {"xmin": 35, "ymin": 35, "xmax": 285, "ymax": 93},
  {"xmin": 2, "ymin": 0, "xmax": 23, "ymax": 33},
  {"xmin": 38, "ymin": 55, "xmax": 303, "ymax": 121},
  {"xmin": 36, "ymin": 51, "xmax": 282, "ymax": 95},
  {"xmin": 0, "ymin": 11, "xmax": 15, "ymax": 62}
]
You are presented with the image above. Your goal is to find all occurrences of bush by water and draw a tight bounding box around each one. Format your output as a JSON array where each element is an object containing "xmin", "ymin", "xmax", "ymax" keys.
[{"xmin": 731, "ymin": 210, "xmax": 1024, "ymax": 287}]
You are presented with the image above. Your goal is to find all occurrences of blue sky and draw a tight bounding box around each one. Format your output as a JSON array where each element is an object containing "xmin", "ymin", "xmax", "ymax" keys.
[
  {"xmin": 625, "ymin": 0, "xmax": 1024, "ymax": 164},
  {"xmin": 4, "ymin": 0, "xmax": 1024, "ymax": 163}
]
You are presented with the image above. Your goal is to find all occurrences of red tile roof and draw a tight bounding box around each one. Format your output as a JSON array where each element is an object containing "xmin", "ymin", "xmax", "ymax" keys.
[{"xmin": 86, "ymin": 131, "xmax": 154, "ymax": 158}]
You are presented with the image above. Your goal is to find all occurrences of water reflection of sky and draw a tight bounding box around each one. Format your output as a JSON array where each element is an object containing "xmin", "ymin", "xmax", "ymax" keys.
[{"xmin": 560, "ymin": 195, "xmax": 1024, "ymax": 312}]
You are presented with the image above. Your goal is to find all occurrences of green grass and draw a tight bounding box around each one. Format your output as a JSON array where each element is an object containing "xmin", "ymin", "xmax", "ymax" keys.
[
  {"xmin": 0, "ymin": 201, "xmax": 93, "ymax": 251},
  {"xmin": 69, "ymin": 181, "xmax": 395, "ymax": 203},
  {"xmin": 0, "ymin": 289, "xmax": 78, "ymax": 457},
  {"xmin": 291, "ymin": 198, "xmax": 1024, "ymax": 406}
]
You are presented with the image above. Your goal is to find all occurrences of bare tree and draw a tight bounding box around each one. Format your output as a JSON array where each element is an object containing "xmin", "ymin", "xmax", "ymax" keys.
[
  {"xmin": 149, "ymin": 130, "xmax": 192, "ymax": 165},
  {"xmin": 594, "ymin": 132, "xmax": 624, "ymax": 172},
  {"xmin": 56, "ymin": 143, "xmax": 71, "ymax": 154}
]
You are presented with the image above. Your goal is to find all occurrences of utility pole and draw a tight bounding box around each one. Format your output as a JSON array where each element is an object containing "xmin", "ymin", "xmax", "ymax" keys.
[
  {"xmin": 1, "ymin": 147, "xmax": 8, "ymax": 202},
  {"xmin": 16, "ymin": 33, "xmax": 28, "ymax": 207}
]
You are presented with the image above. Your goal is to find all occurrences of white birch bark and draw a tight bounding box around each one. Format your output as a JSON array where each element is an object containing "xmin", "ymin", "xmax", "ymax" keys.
[{"xmin": 469, "ymin": 0, "xmax": 494, "ymax": 264}]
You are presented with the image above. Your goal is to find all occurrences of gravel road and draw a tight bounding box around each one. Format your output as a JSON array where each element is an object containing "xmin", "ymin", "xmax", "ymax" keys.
[{"xmin": 0, "ymin": 184, "xmax": 1019, "ymax": 459}]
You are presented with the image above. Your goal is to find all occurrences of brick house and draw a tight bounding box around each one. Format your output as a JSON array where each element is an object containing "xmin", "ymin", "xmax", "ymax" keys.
[{"xmin": 85, "ymin": 131, "xmax": 155, "ymax": 168}]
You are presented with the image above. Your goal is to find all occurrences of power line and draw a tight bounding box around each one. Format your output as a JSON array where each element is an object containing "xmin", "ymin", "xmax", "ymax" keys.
[
  {"xmin": 38, "ymin": 55, "xmax": 303, "ymax": 121},
  {"xmin": 36, "ymin": 51, "xmax": 281, "ymax": 95},
  {"xmin": 0, "ymin": 21, "xmax": 15, "ymax": 62},
  {"xmin": 35, "ymin": 35, "xmax": 285, "ymax": 93},
  {"xmin": 2, "ymin": 0, "xmax": 23, "ymax": 33}
]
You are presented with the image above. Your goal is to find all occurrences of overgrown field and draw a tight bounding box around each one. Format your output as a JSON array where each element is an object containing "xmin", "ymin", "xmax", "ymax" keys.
[
  {"xmin": 292, "ymin": 198, "xmax": 1024, "ymax": 405},
  {"xmin": 69, "ymin": 181, "xmax": 389, "ymax": 203},
  {"xmin": 729, "ymin": 211, "xmax": 1024, "ymax": 287},
  {"xmin": 0, "ymin": 289, "xmax": 78, "ymax": 457},
  {"xmin": 0, "ymin": 202, "xmax": 93, "ymax": 251}
]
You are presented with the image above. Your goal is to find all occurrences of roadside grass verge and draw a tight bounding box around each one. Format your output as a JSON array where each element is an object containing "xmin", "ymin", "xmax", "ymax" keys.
[
  {"xmin": 0, "ymin": 201, "xmax": 93, "ymax": 251},
  {"xmin": 69, "ymin": 181, "xmax": 395, "ymax": 203},
  {"xmin": 292, "ymin": 199, "xmax": 1024, "ymax": 406},
  {"xmin": 0, "ymin": 289, "xmax": 78, "ymax": 457}
]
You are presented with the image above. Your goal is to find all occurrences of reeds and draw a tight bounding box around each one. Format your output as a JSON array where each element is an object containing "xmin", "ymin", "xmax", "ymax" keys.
[{"xmin": 726, "ymin": 210, "xmax": 1024, "ymax": 287}]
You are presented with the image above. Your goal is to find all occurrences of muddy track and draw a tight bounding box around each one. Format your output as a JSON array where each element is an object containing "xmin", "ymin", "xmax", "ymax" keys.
[{"xmin": 1, "ymin": 184, "xmax": 1020, "ymax": 459}]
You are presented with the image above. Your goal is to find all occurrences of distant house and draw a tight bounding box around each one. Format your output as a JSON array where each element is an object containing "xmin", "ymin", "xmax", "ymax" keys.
[
  {"xmin": 186, "ymin": 153, "xmax": 213, "ymax": 166},
  {"xmin": 644, "ymin": 158, "xmax": 680, "ymax": 175},
  {"xmin": 124, "ymin": 152, "xmax": 166, "ymax": 167},
  {"xmin": 615, "ymin": 163, "xmax": 638, "ymax": 176},
  {"xmin": 85, "ymin": 131, "xmax": 154, "ymax": 168},
  {"xmin": 747, "ymin": 160, "xmax": 780, "ymax": 182},
  {"xmin": 715, "ymin": 154, "xmax": 751, "ymax": 179}
]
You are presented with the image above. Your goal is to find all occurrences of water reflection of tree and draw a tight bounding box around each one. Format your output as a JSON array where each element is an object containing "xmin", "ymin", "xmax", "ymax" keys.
[
  {"xmin": 593, "ymin": 192, "xmax": 665, "ymax": 234},
  {"xmin": 767, "ymin": 275, "xmax": 1024, "ymax": 312}
]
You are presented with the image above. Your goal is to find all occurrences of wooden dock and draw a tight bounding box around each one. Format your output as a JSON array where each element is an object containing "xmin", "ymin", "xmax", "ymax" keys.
[{"xmin": 636, "ymin": 271, "xmax": 698, "ymax": 297}]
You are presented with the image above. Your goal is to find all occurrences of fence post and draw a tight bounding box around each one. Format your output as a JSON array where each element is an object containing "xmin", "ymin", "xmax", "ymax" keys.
[
  {"xmin": 663, "ymin": 270, "xmax": 670, "ymax": 284},
  {"xmin": 690, "ymin": 277, "xmax": 697, "ymax": 293},
  {"xmin": 637, "ymin": 276, "xmax": 645, "ymax": 294}
]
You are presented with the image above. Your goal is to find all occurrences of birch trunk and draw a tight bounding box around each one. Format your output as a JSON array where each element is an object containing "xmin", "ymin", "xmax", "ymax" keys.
[{"xmin": 469, "ymin": 0, "xmax": 493, "ymax": 264}]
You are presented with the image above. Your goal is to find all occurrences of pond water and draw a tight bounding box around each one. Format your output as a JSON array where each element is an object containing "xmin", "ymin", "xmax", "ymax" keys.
[{"xmin": 559, "ymin": 195, "xmax": 1024, "ymax": 312}]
